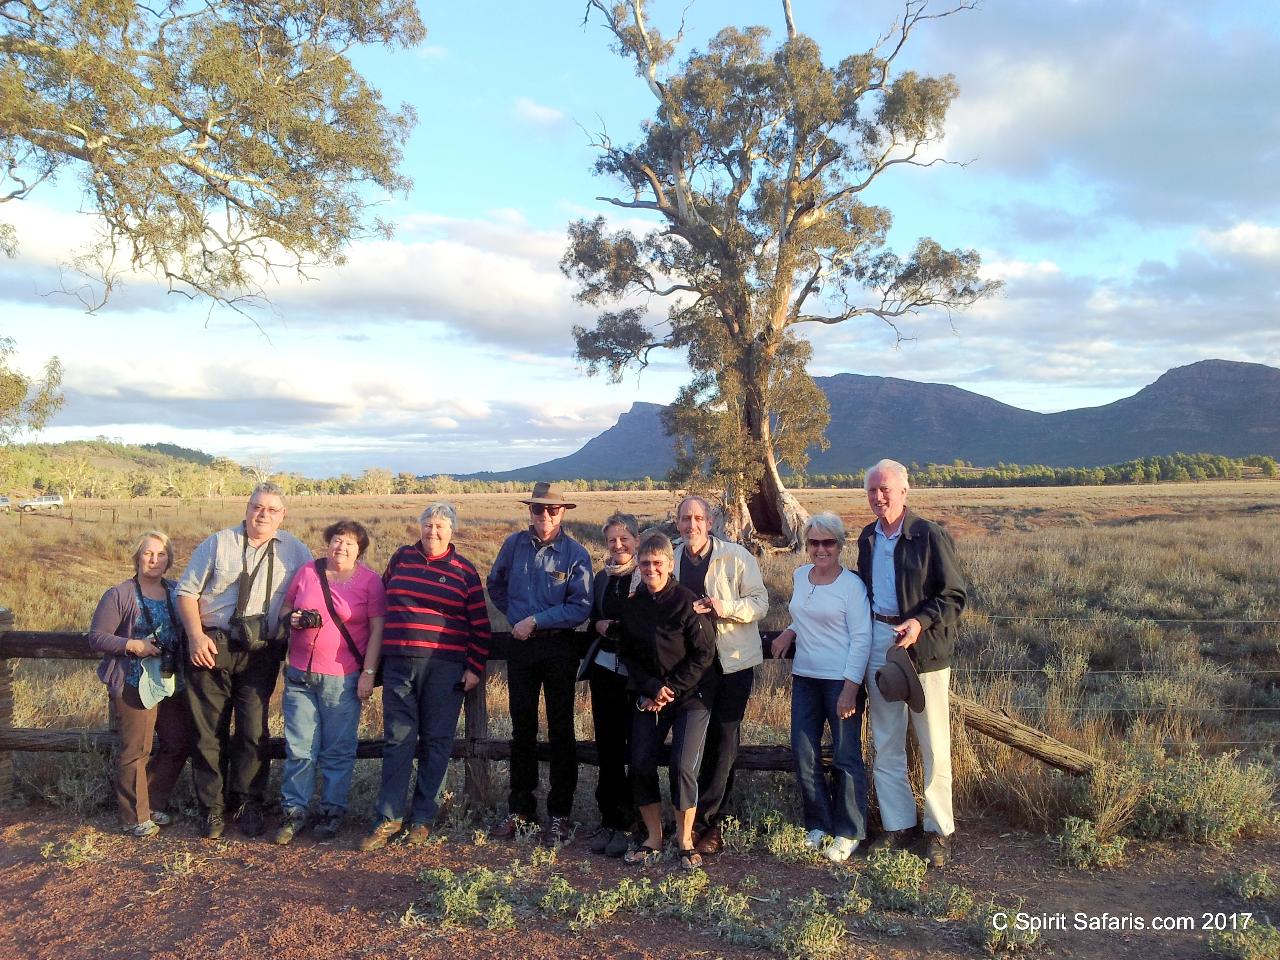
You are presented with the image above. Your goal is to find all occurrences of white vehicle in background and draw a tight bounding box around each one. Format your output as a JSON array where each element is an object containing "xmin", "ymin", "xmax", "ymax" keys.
[
  {"xmin": 18, "ymin": 494, "xmax": 65, "ymax": 512},
  {"xmin": 0, "ymin": 496, "xmax": 9, "ymax": 513}
]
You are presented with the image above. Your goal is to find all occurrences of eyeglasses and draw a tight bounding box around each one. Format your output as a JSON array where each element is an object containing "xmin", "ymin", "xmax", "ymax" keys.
[
  {"xmin": 248, "ymin": 504, "xmax": 283, "ymax": 517},
  {"xmin": 806, "ymin": 538, "xmax": 838, "ymax": 549},
  {"xmin": 530, "ymin": 504, "xmax": 564, "ymax": 516}
]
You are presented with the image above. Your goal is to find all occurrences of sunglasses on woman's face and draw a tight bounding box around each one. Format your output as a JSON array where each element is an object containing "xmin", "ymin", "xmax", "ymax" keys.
[
  {"xmin": 806, "ymin": 538, "xmax": 838, "ymax": 549},
  {"xmin": 531, "ymin": 504, "xmax": 564, "ymax": 516}
]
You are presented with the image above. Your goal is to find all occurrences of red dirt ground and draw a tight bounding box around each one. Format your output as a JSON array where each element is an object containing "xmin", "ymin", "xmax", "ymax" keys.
[{"xmin": 1, "ymin": 808, "xmax": 1275, "ymax": 960}]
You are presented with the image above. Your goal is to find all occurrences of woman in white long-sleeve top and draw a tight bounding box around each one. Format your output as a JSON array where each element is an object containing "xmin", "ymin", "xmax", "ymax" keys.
[{"xmin": 770, "ymin": 512, "xmax": 872, "ymax": 863}]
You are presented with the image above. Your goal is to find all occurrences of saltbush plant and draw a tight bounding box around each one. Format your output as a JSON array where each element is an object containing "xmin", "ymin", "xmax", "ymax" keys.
[
  {"xmin": 1220, "ymin": 868, "xmax": 1277, "ymax": 901},
  {"xmin": 1208, "ymin": 921, "xmax": 1280, "ymax": 960},
  {"xmin": 858, "ymin": 848, "xmax": 929, "ymax": 912},
  {"xmin": 1057, "ymin": 816, "xmax": 1129, "ymax": 869},
  {"xmin": 1128, "ymin": 747, "xmax": 1278, "ymax": 844}
]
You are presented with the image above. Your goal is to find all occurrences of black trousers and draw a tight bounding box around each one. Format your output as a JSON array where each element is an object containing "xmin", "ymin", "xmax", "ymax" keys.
[
  {"xmin": 185, "ymin": 632, "xmax": 281, "ymax": 816},
  {"xmin": 507, "ymin": 642, "xmax": 578, "ymax": 820},
  {"xmin": 587, "ymin": 663, "xmax": 634, "ymax": 830},
  {"xmin": 630, "ymin": 698, "xmax": 710, "ymax": 810},
  {"xmin": 694, "ymin": 664, "xmax": 755, "ymax": 832}
]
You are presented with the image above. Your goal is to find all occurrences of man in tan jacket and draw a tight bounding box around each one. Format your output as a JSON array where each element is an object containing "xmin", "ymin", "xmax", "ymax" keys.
[{"xmin": 673, "ymin": 495, "xmax": 769, "ymax": 855}]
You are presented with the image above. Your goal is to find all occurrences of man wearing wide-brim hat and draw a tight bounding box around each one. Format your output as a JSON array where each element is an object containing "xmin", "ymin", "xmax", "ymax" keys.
[
  {"xmin": 486, "ymin": 482, "xmax": 593, "ymax": 846},
  {"xmin": 855, "ymin": 459, "xmax": 966, "ymax": 868}
]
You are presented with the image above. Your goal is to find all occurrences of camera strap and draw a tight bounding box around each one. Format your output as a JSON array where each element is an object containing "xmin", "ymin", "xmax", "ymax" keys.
[
  {"xmin": 131, "ymin": 576, "xmax": 180, "ymax": 650},
  {"xmin": 234, "ymin": 526, "xmax": 276, "ymax": 624},
  {"xmin": 314, "ymin": 558, "xmax": 362, "ymax": 665}
]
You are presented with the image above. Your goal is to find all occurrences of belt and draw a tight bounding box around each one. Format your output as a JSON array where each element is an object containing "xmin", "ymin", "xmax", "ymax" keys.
[
  {"xmin": 528, "ymin": 628, "xmax": 570, "ymax": 639},
  {"xmin": 873, "ymin": 612, "xmax": 904, "ymax": 626}
]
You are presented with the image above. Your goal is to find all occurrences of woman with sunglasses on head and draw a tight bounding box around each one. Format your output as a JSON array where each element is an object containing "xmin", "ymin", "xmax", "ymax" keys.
[
  {"xmin": 770, "ymin": 512, "xmax": 872, "ymax": 863},
  {"xmin": 89, "ymin": 530, "xmax": 192, "ymax": 838}
]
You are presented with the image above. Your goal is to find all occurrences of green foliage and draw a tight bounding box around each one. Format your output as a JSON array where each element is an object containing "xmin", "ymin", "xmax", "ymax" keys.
[
  {"xmin": 1209, "ymin": 922, "xmax": 1280, "ymax": 960},
  {"xmin": 773, "ymin": 889, "xmax": 847, "ymax": 960},
  {"xmin": 1220, "ymin": 868, "xmax": 1277, "ymax": 901},
  {"xmin": 0, "ymin": 337, "xmax": 62, "ymax": 445},
  {"xmin": 1129, "ymin": 748, "xmax": 1278, "ymax": 844},
  {"xmin": 1056, "ymin": 816, "xmax": 1129, "ymax": 870},
  {"xmin": 1, "ymin": 0, "xmax": 423, "ymax": 307},
  {"xmin": 415, "ymin": 866, "xmax": 516, "ymax": 931},
  {"xmin": 39, "ymin": 829, "xmax": 108, "ymax": 867},
  {"xmin": 565, "ymin": 0, "xmax": 996, "ymax": 532},
  {"xmin": 966, "ymin": 901, "xmax": 1042, "ymax": 955},
  {"xmin": 859, "ymin": 848, "xmax": 929, "ymax": 912}
]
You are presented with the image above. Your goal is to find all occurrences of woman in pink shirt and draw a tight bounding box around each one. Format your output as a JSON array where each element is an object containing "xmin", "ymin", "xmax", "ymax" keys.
[{"xmin": 274, "ymin": 519, "xmax": 386, "ymax": 844}]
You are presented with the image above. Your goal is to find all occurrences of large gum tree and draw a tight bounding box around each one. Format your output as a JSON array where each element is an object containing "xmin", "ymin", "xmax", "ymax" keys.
[
  {"xmin": 563, "ymin": 0, "xmax": 999, "ymax": 546},
  {"xmin": 0, "ymin": 0, "xmax": 423, "ymax": 308}
]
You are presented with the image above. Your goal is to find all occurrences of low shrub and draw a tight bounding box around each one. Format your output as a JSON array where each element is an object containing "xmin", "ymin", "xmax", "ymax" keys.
[
  {"xmin": 773, "ymin": 889, "xmax": 847, "ymax": 960},
  {"xmin": 1129, "ymin": 748, "xmax": 1278, "ymax": 844},
  {"xmin": 859, "ymin": 848, "xmax": 928, "ymax": 912},
  {"xmin": 1220, "ymin": 868, "xmax": 1277, "ymax": 901},
  {"xmin": 1208, "ymin": 921, "xmax": 1280, "ymax": 960},
  {"xmin": 1057, "ymin": 816, "xmax": 1128, "ymax": 869}
]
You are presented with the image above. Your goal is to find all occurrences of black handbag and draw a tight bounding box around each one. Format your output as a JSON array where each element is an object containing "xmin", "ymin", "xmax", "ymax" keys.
[{"xmin": 314, "ymin": 558, "xmax": 381, "ymax": 687}]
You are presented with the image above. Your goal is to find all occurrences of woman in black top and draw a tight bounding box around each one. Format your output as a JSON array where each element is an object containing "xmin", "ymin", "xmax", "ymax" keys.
[
  {"xmin": 618, "ymin": 531, "xmax": 716, "ymax": 868},
  {"xmin": 585, "ymin": 513, "xmax": 642, "ymax": 857}
]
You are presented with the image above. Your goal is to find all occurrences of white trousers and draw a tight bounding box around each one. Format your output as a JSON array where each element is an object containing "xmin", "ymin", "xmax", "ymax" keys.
[{"xmin": 865, "ymin": 621, "xmax": 954, "ymax": 836}]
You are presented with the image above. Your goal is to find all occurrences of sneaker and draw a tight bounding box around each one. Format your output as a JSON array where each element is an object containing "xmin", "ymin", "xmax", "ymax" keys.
[
  {"xmin": 311, "ymin": 814, "xmax": 343, "ymax": 843},
  {"xmin": 824, "ymin": 836, "xmax": 858, "ymax": 863},
  {"xmin": 200, "ymin": 813, "xmax": 225, "ymax": 840},
  {"xmin": 123, "ymin": 819, "xmax": 160, "ymax": 838},
  {"xmin": 489, "ymin": 813, "xmax": 528, "ymax": 841},
  {"xmin": 396, "ymin": 822, "xmax": 432, "ymax": 847},
  {"xmin": 604, "ymin": 829, "xmax": 631, "ymax": 858},
  {"xmin": 232, "ymin": 803, "xmax": 265, "ymax": 838},
  {"xmin": 804, "ymin": 828, "xmax": 829, "ymax": 850},
  {"xmin": 541, "ymin": 816, "xmax": 574, "ymax": 847},
  {"xmin": 589, "ymin": 827, "xmax": 614, "ymax": 854},
  {"xmin": 150, "ymin": 810, "xmax": 173, "ymax": 827},
  {"xmin": 359, "ymin": 819, "xmax": 403, "ymax": 852},
  {"xmin": 273, "ymin": 810, "xmax": 308, "ymax": 846},
  {"xmin": 694, "ymin": 825, "xmax": 723, "ymax": 856},
  {"xmin": 924, "ymin": 832, "xmax": 952, "ymax": 867},
  {"xmin": 868, "ymin": 828, "xmax": 911, "ymax": 855}
]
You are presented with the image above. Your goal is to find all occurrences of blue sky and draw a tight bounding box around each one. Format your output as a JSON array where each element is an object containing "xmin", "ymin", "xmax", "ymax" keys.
[{"xmin": 3, "ymin": 0, "xmax": 1278, "ymax": 475}]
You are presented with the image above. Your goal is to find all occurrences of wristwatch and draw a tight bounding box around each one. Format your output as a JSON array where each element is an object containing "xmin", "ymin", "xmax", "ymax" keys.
[{"xmin": 362, "ymin": 668, "xmax": 376, "ymax": 676}]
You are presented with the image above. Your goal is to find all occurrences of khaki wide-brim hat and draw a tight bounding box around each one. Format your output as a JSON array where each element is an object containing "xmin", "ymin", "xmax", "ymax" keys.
[
  {"xmin": 875, "ymin": 645, "xmax": 926, "ymax": 714},
  {"xmin": 519, "ymin": 481, "xmax": 577, "ymax": 509}
]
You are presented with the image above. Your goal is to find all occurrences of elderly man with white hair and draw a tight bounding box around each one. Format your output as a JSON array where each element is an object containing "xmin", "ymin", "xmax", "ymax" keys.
[{"xmin": 855, "ymin": 459, "xmax": 967, "ymax": 867}]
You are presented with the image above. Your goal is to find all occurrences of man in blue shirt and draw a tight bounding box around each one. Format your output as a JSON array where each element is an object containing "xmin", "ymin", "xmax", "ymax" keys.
[{"xmin": 487, "ymin": 482, "xmax": 593, "ymax": 845}]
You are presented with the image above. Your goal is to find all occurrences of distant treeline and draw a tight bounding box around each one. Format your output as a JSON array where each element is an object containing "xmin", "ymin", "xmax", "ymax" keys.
[{"xmin": 3, "ymin": 440, "xmax": 1277, "ymax": 500}]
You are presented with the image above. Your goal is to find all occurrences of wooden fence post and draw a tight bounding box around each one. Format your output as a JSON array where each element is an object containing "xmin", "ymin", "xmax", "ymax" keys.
[
  {"xmin": 0, "ymin": 608, "xmax": 15, "ymax": 804},
  {"xmin": 462, "ymin": 683, "xmax": 491, "ymax": 808}
]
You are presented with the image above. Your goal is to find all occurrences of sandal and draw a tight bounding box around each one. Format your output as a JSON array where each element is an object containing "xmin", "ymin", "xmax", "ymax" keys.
[
  {"xmin": 623, "ymin": 844, "xmax": 662, "ymax": 865},
  {"xmin": 678, "ymin": 848, "xmax": 703, "ymax": 870}
]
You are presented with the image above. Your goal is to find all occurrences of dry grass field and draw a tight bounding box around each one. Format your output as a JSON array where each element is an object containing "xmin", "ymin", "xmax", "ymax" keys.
[{"xmin": 1, "ymin": 484, "xmax": 1278, "ymax": 959}]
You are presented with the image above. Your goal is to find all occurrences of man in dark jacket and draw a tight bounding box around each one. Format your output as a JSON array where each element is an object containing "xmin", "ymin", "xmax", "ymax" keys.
[{"xmin": 855, "ymin": 459, "xmax": 966, "ymax": 867}]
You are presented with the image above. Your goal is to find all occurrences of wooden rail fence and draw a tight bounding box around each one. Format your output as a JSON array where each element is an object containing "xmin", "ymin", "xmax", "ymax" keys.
[{"xmin": 0, "ymin": 607, "xmax": 1097, "ymax": 806}]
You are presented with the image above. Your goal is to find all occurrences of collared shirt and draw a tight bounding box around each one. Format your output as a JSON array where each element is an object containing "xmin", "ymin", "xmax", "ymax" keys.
[
  {"xmin": 676, "ymin": 538, "xmax": 712, "ymax": 597},
  {"xmin": 486, "ymin": 527, "xmax": 592, "ymax": 630},
  {"xmin": 176, "ymin": 524, "xmax": 313, "ymax": 632},
  {"xmin": 871, "ymin": 519, "xmax": 902, "ymax": 617}
]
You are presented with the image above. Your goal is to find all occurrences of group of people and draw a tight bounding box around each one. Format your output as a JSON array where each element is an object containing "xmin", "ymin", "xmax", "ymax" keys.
[{"xmin": 87, "ymin": 458, "xmax": 966, "ymax": 870}]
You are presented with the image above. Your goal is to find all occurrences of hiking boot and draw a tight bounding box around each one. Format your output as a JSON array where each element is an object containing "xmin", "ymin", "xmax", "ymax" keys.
[
  {"xmin": 312, "ymin": 813, "xmax": 343, "ymax": 843},
  {"xmin": 924, "ymin": 832, "xmax": 952, "ymax": 867},
  {"xmin": 589, "ymin": 827, "xmax": 615, "ymax": 855},
  {"xmin": 232, "ymin": 803, "xmax": 265, "ymax": 838},
  {"xmin": 359, "ymin": 819, "xmax": 403, "ymax": 852},
  {"xmin": 273, "ymin": 810, "xmax": 308, "ymax": 846},
  {"xmin": 868, "ymin": 828, "xmax": 912, "ymax": 855},
  {"xmin": 396, "ymin": 822, "xmax": 432, "ymax": 847},
  {"xmin": 694, "ymin": 825, "xmax": 723, "ymax": 856},
  {"xmin": 489, "ymin": 813, "xmax": 529, "ymax": 841},
  {"xmin": 150, "ymin": 810, "xmax": 174, "ymax": 827},
  {"xmin": 541, "ymin": 816, "xmax": 574, "ymax": 847},
  {"xmin": 123, "ymin": 819, "xmax": 160, "ymax": 838},
  {"xmin": 200, "ymin": 813, "xmax": 225, "ymax": 841},
  {"xmin": 604, "ymin": 829, "xmax": 631, "ymax": 858}
]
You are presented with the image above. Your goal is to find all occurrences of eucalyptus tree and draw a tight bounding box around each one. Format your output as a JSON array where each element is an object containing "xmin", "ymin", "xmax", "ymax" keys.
[
  {"xmin": 563, "ymin": 0, "xmax": 999, "ymax": 545},
  {"xmin": 1, "ymin": 0, "xmax": 423, "ymax": 308}
]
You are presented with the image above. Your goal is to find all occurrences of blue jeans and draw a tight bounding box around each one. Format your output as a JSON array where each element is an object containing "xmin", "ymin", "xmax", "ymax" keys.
[
  {"xmin": 280, "ymin": 666, "xmax": 361, "ymax": 815},
  {"xmin": 790, "ymin": 675, "xmax": 868, "ymax": 840},
  {"xmin": 375, "ymin": 656, "xmax": 465, "ymax": 824}
]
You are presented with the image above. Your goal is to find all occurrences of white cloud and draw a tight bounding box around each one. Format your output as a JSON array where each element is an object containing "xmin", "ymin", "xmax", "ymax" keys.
[
  {"xmin": 514, "ymin": 96, "xmax": 569, "ymax": 130},
  {"xmin": 1199, "ymin": 222, "xmax": 1280, "ymax": 262}
]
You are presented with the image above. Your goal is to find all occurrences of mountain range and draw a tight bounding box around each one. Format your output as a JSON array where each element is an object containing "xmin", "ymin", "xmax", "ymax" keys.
[{"xmin": 467, "ymin": 359, "xmax": 1280, "ymax": 481}]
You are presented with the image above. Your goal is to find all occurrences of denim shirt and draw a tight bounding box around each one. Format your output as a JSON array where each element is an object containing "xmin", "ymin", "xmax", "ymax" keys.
[{"xmin": 486, "ymin": 528, "xmax": 592, "ymax": 630}]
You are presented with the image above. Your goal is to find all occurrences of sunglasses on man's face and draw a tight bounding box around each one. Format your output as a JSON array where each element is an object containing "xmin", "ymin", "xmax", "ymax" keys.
[
  {"xmin": 806, "ymin": 538, "xmax": 838, "ymax": 549},
  {"xmin": 531, "ymin": 504, "xmax": 564, "ymax": 516}
]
